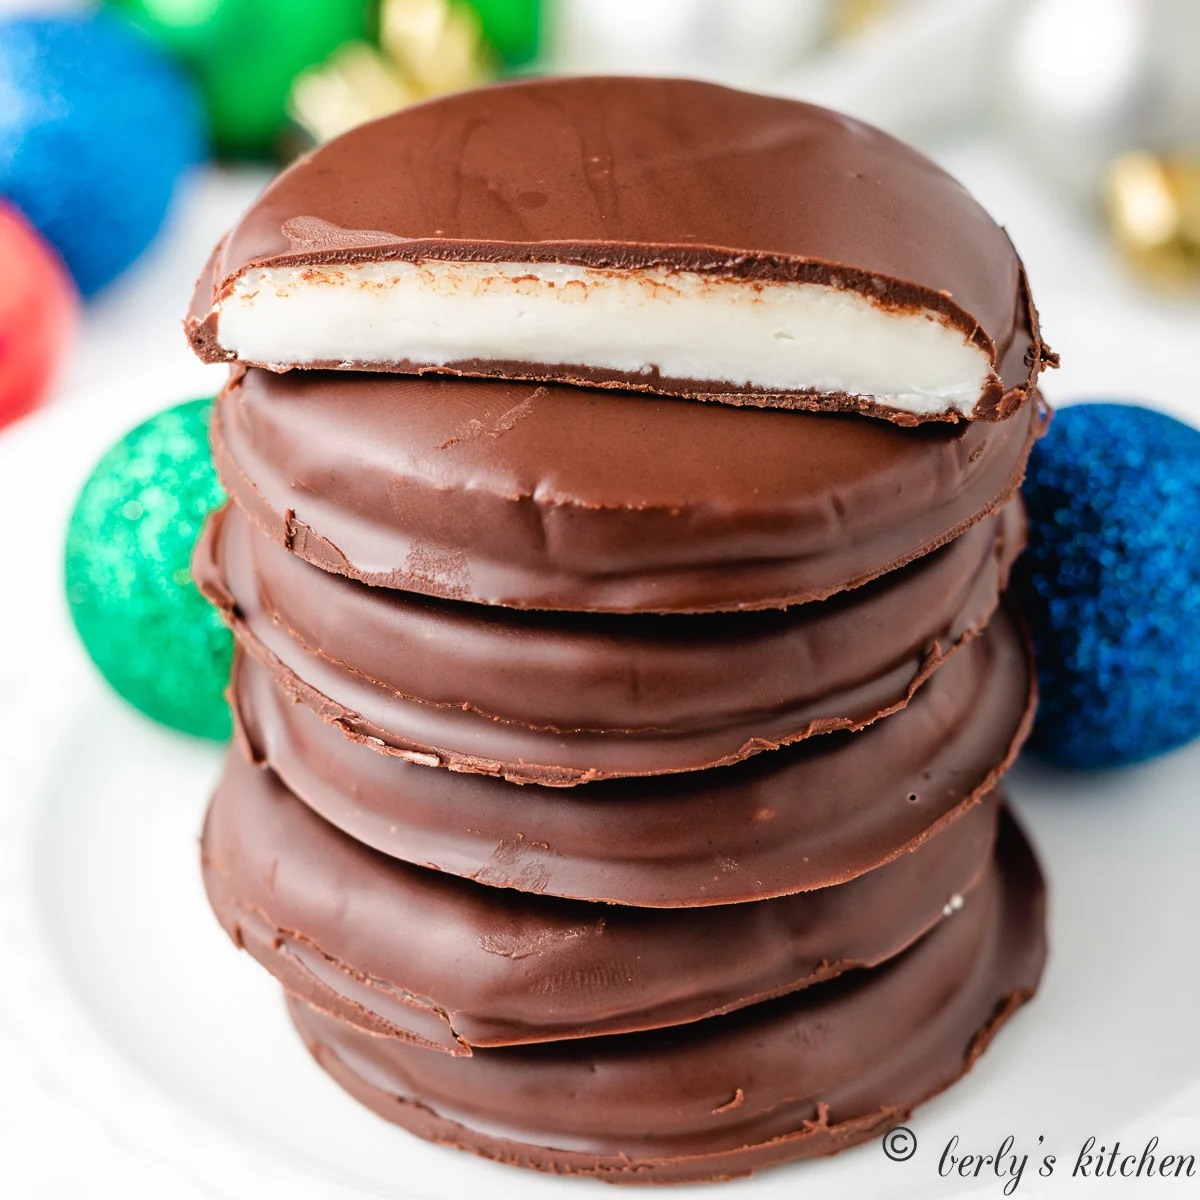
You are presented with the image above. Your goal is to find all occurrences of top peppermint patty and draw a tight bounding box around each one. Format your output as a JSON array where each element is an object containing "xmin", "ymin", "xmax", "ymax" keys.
[{"xmin": 186, "ymin": 76, "xmax": 1054, "ymax": 424}]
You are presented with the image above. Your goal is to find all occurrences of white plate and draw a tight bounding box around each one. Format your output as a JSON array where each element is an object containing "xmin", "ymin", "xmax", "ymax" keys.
[
  {"xmin": 3, "ymin": 150, "xmax": 1200, "ymax": 1200},
  {"xmin": 11, "ymin": 679, "xmax": 1200, "ymax": 1200}
]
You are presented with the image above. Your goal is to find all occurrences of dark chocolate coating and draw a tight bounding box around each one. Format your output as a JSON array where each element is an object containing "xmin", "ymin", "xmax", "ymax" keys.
[
  {"xmin": 186, "ymin": 78, "xmax": 1054, "ymax": 421},
  {"xmin": 213, "ymin": 367, "xmax": 1045, "ymax": 613},
  {"xmin": 203, "ymin": 749, "xmax": 1000, "ymax": 1051},
  {"xmin": 285, "ymin": 813, "xmax": 1046, "ymax": 1183},
  {"xmin": 232, "ymin": 608, "xmax": 1033, "ymax": 905},
  {"xmin": 197, "ymin": 501, "xmax": 1023, "ymax": 782}
]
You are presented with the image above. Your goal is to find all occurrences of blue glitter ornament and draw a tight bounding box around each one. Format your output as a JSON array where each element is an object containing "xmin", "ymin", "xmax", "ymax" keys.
[
  {"xmin": 0, "ymin": 12, "xmax": 204, "ymax": 295},
  {"xmin": 1013, "ymin": 403, "xmax": 1200, "ymax": 768},
  {"xmin": 66, "ymin": 399, "xmax": 232, "ymax": 740}
]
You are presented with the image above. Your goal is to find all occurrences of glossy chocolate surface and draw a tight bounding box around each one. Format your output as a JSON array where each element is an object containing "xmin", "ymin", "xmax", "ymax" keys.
[
  {"xmin": 213, "ymin": 367, "xmax": 1045, "ymax": 612},
  {"xmin": 285, "ymin": 812, "xmax": 1045, "ymax": 1182},
  {"xmin": 232, "ymin": 609, "xmax": 1033, "ymax": 905},
  {"xmin": 197, "ymin": 501, "xmax": 1022, "ymax": 780},
  {"xmin": 204, "ymin": 750, "xmax": 1000, "ymax": 1050}
]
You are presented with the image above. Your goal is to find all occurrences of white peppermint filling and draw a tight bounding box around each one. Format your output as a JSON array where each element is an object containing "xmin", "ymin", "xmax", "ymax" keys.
[{"xmin": 215, "ymin": 260, "xmax": 991, "ymax": 413}]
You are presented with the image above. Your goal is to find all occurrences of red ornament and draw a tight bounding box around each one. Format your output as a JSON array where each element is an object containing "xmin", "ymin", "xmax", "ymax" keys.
[{"xmin": 0, "ymin": 201, "xmax": 78, "ymax": 431}]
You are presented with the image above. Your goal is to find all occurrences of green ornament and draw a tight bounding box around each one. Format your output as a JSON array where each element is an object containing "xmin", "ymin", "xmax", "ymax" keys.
[
  {"xmin": 65, "ymin": 399, "xmax": 232, "ymax": 740},
  {"xmin": 464, "ymin": 0, "xmax": 540, "ymax": 67},
  {"xmin": 108, "ymin": 0, "xmax": 369, "ymax": 156}
]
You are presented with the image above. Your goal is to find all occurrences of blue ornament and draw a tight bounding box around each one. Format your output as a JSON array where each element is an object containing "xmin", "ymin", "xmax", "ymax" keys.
[
  {"xmin": 1013, "ymin": 403, "xmax": 1200, "ymax": 768},
  {"xmin": 0, "ymin": 12, "xmax": 204, "ymax": 295}
]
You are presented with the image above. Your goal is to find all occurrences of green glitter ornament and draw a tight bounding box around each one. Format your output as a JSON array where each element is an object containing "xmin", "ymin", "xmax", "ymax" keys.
[{"xmin": 65, "ymin": 398, "xmax": 232, "ymax": 739}]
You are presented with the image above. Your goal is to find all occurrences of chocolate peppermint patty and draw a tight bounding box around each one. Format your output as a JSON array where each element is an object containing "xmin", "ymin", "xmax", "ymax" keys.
[
  {"xmin": 284, "ymin": 812, "xmax": 1045, "ymax": 1183},
  {"xmin": 212, "ymin": 367, "xmax": 1045, "ymax": 613},
  {"xmin": 232, "ymin": 608, "xmax": 1033, "ymax": 906},
  {"xmin": 186, "ymin": 78, "xmax": 1054, "ymax": 423},
  {"xmin": 197, "ymin": 501, "xmax": 1022, "ymax": 782},
  {"xmin": 203, "ymin": 749, "xmax": 1000, "ymax": 1051}
]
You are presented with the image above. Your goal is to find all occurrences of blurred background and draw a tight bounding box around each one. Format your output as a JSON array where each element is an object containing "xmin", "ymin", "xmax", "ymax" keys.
[{"xmin": 2, "ymin": 0, "xmax": 1198, "ymax": 450}]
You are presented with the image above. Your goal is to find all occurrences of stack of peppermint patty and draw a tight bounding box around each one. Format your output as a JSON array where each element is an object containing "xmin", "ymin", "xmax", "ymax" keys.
[{"xmin": 191, "ymin": 76, "xmax": 1052, "ymax": 1184}]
